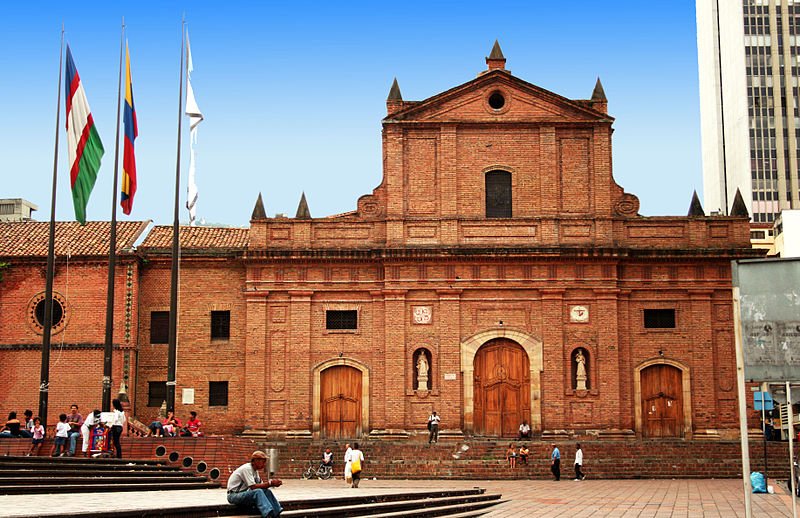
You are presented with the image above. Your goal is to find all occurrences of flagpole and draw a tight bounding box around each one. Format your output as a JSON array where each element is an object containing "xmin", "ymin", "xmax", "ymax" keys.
[
  {"xmin": 102, "ymin": 17, "xmax": 125, "ymax": 412},
  {"xmin": 167, "ymin": 19, "xmax": 186, "ymax": 413},
  {"xmin": 39, "ymin": 26, "xmax": 65, "ymax": 430}
]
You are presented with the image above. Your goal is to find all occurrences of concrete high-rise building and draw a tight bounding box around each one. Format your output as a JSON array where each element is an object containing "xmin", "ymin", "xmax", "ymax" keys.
[{"xmin": 697, "ymin": 0, "xmax": 800, "ymax": 223}]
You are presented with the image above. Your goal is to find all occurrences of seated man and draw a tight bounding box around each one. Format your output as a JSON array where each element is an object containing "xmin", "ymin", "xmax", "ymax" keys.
[
  {"xmin": 518, "ymin": 420, "xmax": 531, "ymax": 440},
  {"xmin": 227, "ymin": 450, "xmax": 283, "ymax": 518},
  {"xmin": 321, "ymin": 448, "xmax": 333, "ymax": 468},
  {"xmin": 65, "ymin": 404, "xmax": 84, "ymax": 457},
  {"xmin": 183, "ymin": 411, "xmax": 203, "ymax": 437}
]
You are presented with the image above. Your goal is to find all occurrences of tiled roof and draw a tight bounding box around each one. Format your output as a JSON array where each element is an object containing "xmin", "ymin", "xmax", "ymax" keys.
[
  {"xmin": 0, "ymin": 221, "xmax": 150, "ymax": 258},
  {"xmin": 139, "ymin": 225, "xmax": 249, "ymax": 250}
]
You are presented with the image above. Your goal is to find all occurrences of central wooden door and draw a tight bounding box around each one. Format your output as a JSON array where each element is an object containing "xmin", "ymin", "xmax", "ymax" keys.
[
  {"xmin": 641, "ymin": 364, "xmax": 683, "ymax": 438},
  {"xmin": 473, "ymin": 339, "xmax": 530, "ymax": 437},
  {"xmin": 320, "ymin": 365, "xmax": 362, "ymax": 439}
]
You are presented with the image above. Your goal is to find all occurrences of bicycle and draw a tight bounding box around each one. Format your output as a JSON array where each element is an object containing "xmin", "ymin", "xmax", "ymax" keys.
[{"xmin": 301, "ymin": 461, "xmax": 333, "ymax": 480}]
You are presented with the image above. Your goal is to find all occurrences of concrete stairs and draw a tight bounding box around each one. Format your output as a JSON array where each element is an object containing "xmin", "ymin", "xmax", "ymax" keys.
[
  {"xmin": 0, "ymin": 455, "xmax": 219, "ymax": 494},
  {"xmin": 33, "ymin": 488, "xmax": 504, "ymax": 517}
]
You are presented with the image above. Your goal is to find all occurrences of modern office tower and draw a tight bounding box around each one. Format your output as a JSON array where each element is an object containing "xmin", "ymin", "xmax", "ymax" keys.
[{"xmin": 697, "ymin": 0, "xmax": 800, "ymax": 223}]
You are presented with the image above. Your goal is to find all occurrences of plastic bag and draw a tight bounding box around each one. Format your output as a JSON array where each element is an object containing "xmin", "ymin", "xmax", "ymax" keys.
[{"xmin": 751, "ymin": 472, "xmax": 767, "ymax": 493}]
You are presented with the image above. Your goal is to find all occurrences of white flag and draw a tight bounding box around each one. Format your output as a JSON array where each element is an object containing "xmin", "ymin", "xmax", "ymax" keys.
[{"xmin": 185, "ymin": 30, "xmax": 204, "ymax": 226}]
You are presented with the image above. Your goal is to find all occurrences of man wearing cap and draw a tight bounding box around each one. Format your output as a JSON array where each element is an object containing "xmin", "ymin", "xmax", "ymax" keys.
[{"xmin": 227, "ymin": 451, "xmax": 283, "ymax": 517}]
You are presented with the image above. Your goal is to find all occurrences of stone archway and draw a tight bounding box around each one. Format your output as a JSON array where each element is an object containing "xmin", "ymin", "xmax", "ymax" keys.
[
  {"xmin": 461, "ymin": 328, "xmax": 543, "ymax": 434},
  {"xmin": 634, "ymin": 358, "xmax": 693, "ymax": 439},
  {"xmin": 312, "ymin": 358, "xmax": 370, "ymax": 439}
]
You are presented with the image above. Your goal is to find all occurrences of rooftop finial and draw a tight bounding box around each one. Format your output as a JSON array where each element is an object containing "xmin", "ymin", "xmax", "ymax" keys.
[
  {"xmin": 730, "ymin": 188, "xmax": 749, "ymax": 217},
  {"xmin": 688, "ymin": 190, "xmax": 705, "ymax": 217},
  {"xmin": 387, "ymin": 78, "xmax": 402, "ymax": 101},
  {"xmin": 251, "ymin": 193, "xmax": 267, "ymax": 221},
  {"xmin": 485, "ymin": 40, "xmax": 507, "ymax": 71},
  {"xmin": 591, "ymin": 77, "xmax": 607, "ymax": 102},
  {"xmin": 295, "ymin": 192, "xmax": 311, "ymax": 219}
]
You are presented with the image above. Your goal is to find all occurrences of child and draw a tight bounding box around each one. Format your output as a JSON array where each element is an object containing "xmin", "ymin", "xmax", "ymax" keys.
[
  {"xmin": 27, "ymin": 417, "xmax": 45, "ymax": 456},
  {"xmin": 519, "ymin": 444, "xmax": 529, "ymax": 465},
  {"xmin": 506, "ymin": 443, "xmax": 517, "ymax": 469},
  {"xmin": 52, "ymin": 413, "xmax": 69, "ymax": 457}
]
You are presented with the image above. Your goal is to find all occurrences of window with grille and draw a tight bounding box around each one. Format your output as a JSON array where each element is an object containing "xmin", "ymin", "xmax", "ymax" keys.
[
  {"xmin": 148, "ymin": 381, "xmax": 167, "ymax": 407},
  {"xmin": 150, "ymin": 311, "xmax": 169, "ymax": 344},
  {"xmin": 326, "ymin": 310, "xmax": 358, "ymax": 330},
  {"xmin": 211, "ymin": 310, "xmax": 230, "ymax": 340},
  {"xmin": 485, "ymin": 170, "xmax": 512, "ymax": 218},
  {"xmin": 644, "ymin": 309, "xmax": 676, "ymax": 329},
  {"xmin": 209, "ymin": 381, "xmax": 229, "ymax": 406}
]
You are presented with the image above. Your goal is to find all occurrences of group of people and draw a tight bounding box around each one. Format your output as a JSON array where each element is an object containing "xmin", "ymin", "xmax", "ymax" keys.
[
  {"xmin": 505, "ymin": 443, "xmax": 530, "ymax": 468},
  {"xmin": 147, "ymin": 410, "xmax": 203, "ymax": 437},
  {"xmin": 1, "ymin": 400, "xmax": 127, "ymax": 458},
  {"xmin": 550, "ymin": 442, "xmax": 585, "ymax": 481}
]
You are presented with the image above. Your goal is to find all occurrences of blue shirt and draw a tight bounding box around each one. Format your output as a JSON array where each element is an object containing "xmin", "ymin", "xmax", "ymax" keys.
[{"xmin": 551, "ymin": 447, "xmax": 560, "ymax": 460}]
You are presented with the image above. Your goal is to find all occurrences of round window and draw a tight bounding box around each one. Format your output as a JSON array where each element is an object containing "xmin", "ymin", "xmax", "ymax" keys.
[
  {"xmin": 488, "ymin": 91, "xmax": 506, "ymax": 110},
  {"xmin": 28, "ymin": 292, "xmax": 69, "ymax": 335},
  {"xmin": 35, "ymin": 298, "xmax": 64, "ymax": 328}
]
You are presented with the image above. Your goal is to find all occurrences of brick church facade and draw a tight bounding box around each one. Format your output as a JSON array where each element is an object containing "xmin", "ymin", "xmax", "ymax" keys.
[{"xmin": 1, "ymin": 44, "xmax": 761, "ymax": 440}]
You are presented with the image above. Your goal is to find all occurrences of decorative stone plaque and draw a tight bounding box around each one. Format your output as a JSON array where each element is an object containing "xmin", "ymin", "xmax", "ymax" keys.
[
  {"xmin": 570, "ymin": 305, "xmax": 589, "ymax": 323},
  {"xmin": 413, "ymin": 306, "xmax": 433, "ymax": 324}
]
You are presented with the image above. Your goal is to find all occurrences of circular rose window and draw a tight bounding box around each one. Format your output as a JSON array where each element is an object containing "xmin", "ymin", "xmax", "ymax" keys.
[{"xmin": 28, "ymin": 292, "xmax": 69, "ymax": 335}]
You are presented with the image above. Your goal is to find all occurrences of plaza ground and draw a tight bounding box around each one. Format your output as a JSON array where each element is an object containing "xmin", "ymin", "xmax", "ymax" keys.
[{"xmin": 0, "ymin": 478, "xmax": 795, "ymax": 517}]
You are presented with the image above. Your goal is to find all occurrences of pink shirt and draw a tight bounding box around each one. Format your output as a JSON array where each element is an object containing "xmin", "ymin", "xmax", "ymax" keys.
[{"xmin": 33, "ymin": 425, "xmax": 44, "ymax": 440}]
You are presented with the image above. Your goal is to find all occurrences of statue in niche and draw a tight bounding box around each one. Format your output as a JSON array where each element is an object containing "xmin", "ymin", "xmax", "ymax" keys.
[
  {"xmin": 575, "ymin": 349, "xmax": 588, "ymax": 391},
  {"xmin": 416, "ymin": 354, "xmax": 429, "ymax": 391}
]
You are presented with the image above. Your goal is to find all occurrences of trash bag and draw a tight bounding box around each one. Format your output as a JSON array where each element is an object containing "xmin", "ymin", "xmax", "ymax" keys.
[{"xmin": 751, "ymin": 472, "xmax": 767, "ymax": 493}]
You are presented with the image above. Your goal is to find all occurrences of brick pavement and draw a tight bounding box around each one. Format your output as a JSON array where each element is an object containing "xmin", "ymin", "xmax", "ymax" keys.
[{"xmin": 0, "ymin": 479, "xmax": 793, "ymax": 517}]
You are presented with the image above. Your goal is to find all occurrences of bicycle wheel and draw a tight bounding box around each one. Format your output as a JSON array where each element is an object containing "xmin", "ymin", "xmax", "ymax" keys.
[
  {"xmin": 301, "ymin": 467, "xmax": 314, "ymax": 480},
  {"xmin": 319, "ymin": 466, "xmax": 332, "ymax": 480}
]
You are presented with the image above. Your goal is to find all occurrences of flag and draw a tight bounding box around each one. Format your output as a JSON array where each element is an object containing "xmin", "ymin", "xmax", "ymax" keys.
[
  {"xmin": 65, "ymin": 45, "xmax": 104, "ymax": 225},
  {"xmin": 185, "ymin": 30, "xmax": 204, "ymax": 226},
  {"xmin": 121, "ymin": 43, "xmax": 138, "ymax": 215}
]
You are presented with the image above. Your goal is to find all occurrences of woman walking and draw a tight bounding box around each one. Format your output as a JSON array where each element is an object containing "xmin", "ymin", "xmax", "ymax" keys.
[{"xmin": 348, "ymin": 442, "xmax": 365, "ymax": 488}]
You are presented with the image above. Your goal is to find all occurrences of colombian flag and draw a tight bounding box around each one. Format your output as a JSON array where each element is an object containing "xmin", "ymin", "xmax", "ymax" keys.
[{"xmin": 121, "ymin": 43, "xmax": 138, "ymax": 215}]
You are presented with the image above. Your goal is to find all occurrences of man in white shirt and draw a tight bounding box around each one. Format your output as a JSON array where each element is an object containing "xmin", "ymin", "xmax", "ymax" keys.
[
  {"xmin": 428, "ymin": 411, "xmax": 441, "ymax": 443},
  {"xmin": 574, "ymin": 443, "xmax": 585, "ymax": 481},
  {"xmin": 80, "ymin": 409, "xmax": 101, "ymax": 456},
  {"xmin": 227, "ymin": 450, "xmax": 283, "ymax": 517},
  {"xmin": 518, "ymin": 420, "xmax": 531, "ymax": 439}
]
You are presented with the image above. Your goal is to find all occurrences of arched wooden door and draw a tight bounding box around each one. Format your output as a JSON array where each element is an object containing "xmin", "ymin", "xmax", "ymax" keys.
[
  {"xmin": 641, "ymin": 364, "xmax": 684, "ymax": 438},
  {"xmin": 473, "ymin": 339, "xmax": 531, "ymax": 437},
  {"xmin": 320, "ymin": 365, "xmax": 362, "ymax": 439}
]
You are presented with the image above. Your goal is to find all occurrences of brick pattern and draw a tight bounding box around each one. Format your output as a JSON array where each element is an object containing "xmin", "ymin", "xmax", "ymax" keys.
[
  {"xmin": 0, "ymin": 437, "xmax": 789, "ymax": 482},
  {"xmin": 0, "ymin": 53, "xmax": 766, "ymax": 443}
]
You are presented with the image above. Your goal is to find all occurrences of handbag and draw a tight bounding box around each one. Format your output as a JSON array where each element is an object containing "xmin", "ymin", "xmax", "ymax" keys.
[
  {"xmin": 351, "ymin": 457, "xmax": 362, "ymax": 474},
  {"xmin": 427, "ymin": 421, "xmax": 432, "ymax": 431}
]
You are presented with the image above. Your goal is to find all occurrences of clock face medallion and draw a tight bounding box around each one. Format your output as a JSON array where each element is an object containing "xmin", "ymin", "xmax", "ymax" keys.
[{"xmin": 570, "ymin": 305, "xmax": 589, "ymax": 323}]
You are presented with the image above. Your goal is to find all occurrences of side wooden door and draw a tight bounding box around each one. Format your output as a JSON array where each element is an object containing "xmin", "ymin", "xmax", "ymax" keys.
[
  {"xmin": 320, "ymin": 365, "xmax": 362, "ymax": 439},
  {"xmin": 473, "ymin": 339, "xmax": 530, "ymax": 437},
  {"xmin": 641, "ymin": 364, "xmax": 683, "ymax": 438}
]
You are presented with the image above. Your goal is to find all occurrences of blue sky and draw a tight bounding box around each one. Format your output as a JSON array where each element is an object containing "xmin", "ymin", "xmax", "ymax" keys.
[{"xmin": 0, "ymin": 1, "xmax": 701, "ymax": 227}]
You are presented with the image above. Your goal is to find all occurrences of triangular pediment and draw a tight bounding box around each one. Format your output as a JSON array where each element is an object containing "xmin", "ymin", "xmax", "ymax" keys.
[{"xmin": 386, "ymin": 70, "xmax": 611, "ymax": 123}]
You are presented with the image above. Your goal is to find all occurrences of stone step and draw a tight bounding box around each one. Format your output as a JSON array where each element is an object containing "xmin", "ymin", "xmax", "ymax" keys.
[
  {"xmin": 0, "ymin": 476, "xmax": 209, "ymax": 485},
  {"xmin": 0, "ymin": 481, "xmax": 220, "ymax": 494},
  {"xmin": 0, "ymin": 469, "xmax": 197, "ymax": 478},
  {"xmin": 0, "ymin": 455, "xmax": 165, "ymax": 466},
  {"xmin": 279, "ymin": 494, "xmax": 502, "ymax": 518}
]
